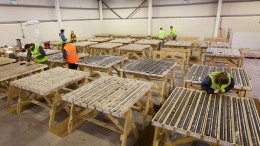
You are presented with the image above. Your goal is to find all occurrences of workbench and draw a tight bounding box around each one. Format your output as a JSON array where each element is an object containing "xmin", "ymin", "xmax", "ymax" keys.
[
  {"xmin": 73, "ymin": 41, "xmax": 98, "ymax": 54},
  {"xmin": 61, "ymin": 76, "xmax": 154, "ymax": 146},
  {"xmin": 203, "ymin": 48, "xmax": 243, "ymax": 67},
  {"xmin": 135, "ymin": 39, "xmax": 162, "ymax": 51},
  {"xmin": 88, "ymin": 37, "xmax": 113, "ymax": 43},
  {"xmin": 17, "ymin": 49, "xmax": 60, "ymax": 61},
  {"xmin": 0, "ymin": 57, "xmax": 16, "ymax": 66},
  {"xmin": 130, "ymin": 34, "xmax": 149, "ymax": 40},
  {"xmin": 109, "ymin": 38, "xmax": 136, "ymax": 45},
  {"xmin": 118, "ymin": 44, "xmax": 151, "ymax": 59},
  {"xmin": 120, "ymin": 59, "xmax": 176, "ymax": 103},
  {"xmin": 76, "ymin": 55, "xmax": 126, "ymax": 78},
  {"xmin": 9, "ymin": 67, "xmax": 89, "ymax": 129},
  {"xmin": 185, "ymin": 64, "xmax": 252, "ymax": 97},
  {"xmin": 47, "ymin": 53, "xmax": 89, "ymax": 68},
  {"xmin": 164, "ymin": 41, "xmax": 193, "ymax": 65},
  {"xmin": 152, "ymin": 87, "xmax": 260, "ymax": 146},
  {"xmin": 94, "ymin": 33, "xmax": 113, "ymax": 38},
  {"xmin": 0, "ymin": 63, "xmax": 48, "ymax": 106},
  {"xmin": 90, "ymin": 42, "xmax": 123, "ymax": 56},
  {"xmin": 49, "ymin": 41, "xmax": 60, "ymax": 49},
  {"xmin": 112, "ymin": 34, "xmax": 130, "ymax": 39}
]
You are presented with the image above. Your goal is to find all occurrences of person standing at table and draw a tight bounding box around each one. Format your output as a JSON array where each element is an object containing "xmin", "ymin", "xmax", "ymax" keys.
[
  {"xmin": 25, "ymin": 43, "xmax": 48, "ymax": 64},
  {"xmin": 69, "ymin": 30, "xmax": 78, "ymax": 43},
  {"xmin": 59, "ymin": 29, "xmax": 67, "ymax": 44},
  {"xmin": 158, "ymin": 28, "xmax": 165, "ymax": 47},
  {"xmin": 62, "ymin": 43, "xmax": 79, "ymax": 70},
  {"xmin": 169, "ymin": 26, "xmax": 177, "ymax": 41},
  {"xmin": 201, "ymin": 72, "xmax": 235, "ymax": 94}
]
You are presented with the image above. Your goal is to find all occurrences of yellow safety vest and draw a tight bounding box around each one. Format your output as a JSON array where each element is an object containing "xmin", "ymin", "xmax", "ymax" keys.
[
  {"xmin": 209, "ymin": 72, "xmax": 231, "ymax": 90},
  {"xmin": 158, "ymin": 30, "xmax": 165, "ymax": 39},
  {"xmin": 30, "ymin": 44, "xmax": 48, "ymax": 63}
]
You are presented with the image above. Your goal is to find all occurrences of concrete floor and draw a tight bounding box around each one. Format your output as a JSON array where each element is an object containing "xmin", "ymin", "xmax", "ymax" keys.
[{"xmin": 0, "ymin": 58, "xmax": 259, "ymax": 146}]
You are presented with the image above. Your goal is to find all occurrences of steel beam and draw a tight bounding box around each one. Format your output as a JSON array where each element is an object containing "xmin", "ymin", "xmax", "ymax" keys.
[
  {"xmin": 54, "ymin": 0, "xmax": 62, "ymax": 29},
  {"xmin": 214, "ymin": 0, "xmax": 222, "ymax": 37}
]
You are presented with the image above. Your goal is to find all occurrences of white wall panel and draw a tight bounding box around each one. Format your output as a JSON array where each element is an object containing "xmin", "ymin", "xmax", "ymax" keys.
[
  {"xmin": 152, "ymin": 18, "xmax": 215, "ymax": 38},
  {"xmin": 60, "ymin": 9, "xmax": 99, "ymax": 20},
  {"xmin": 153, "ymin": 4, "xmax": 217, "ymax": 17},
  {"xmin": 103, "ymin": 0, "xmax": 147, "ymax": 8},
  {"xmin": 0, "ymin": 0, "xmax": 54, "ymax": 5},
  {"xmin": 222, "ymin": 1, "xmax": 260, "ymax": 15},
  {"xmin": 0, "ymin": 7, "xmax": 56, "ymax": 21},
  {"xmin": 221, "ymin": 17, "xmax": 260, "ymax": 32},
  {"xmin": 23, "ymin": 22, "xmax": 60, "ymax": 44},
  {"xmin": 232, "ymin": 32, "xmax": 260, "ymax": 50},
  {"xmin": 62, "ymin": 20, "xmax": 102, "ymax": 38},
  {"xmin": 103, "ymin": 8, "xmax": 148, "ymax": 19},
  {"xmin": 59, "ymin": 0, "xmax": 98, "ymax": 8},
  {"xmin": 102, "ymin": 19, "xmax": 148, "ymax": 34},
  {"xmin": 153, "ymin": 0, "xmax": 216, "ymax": 5},
  {"xmin": 0, "ymin": 24, "xmax": 22, "ymax": 46}
]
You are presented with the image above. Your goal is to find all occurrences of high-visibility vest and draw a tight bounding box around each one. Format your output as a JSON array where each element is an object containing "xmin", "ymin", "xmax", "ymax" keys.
[
  {"xmin": 170, "ymin": 28, "xmax": 177, "ymax": 37},
  {"xmin": 64, "ymin": 43, "xmax": 79, "ymax": 64},
  {"xmin": 59, "ymin": 34, "xmax": 66, "ymax": 44},
  {"xmin": 209, "ymin": 72, "xmax": 231, "ymax": 90},
  {"xmin": 30, "ymin": 44, "xmax": 48, "ymax": 63},
  {"xmin": 158, "ymin": 30, "xmax": 165, "ymax": 39},
  {"xmin": 70, "ymin": 34, "xmax": 78, "ymax": 43}
]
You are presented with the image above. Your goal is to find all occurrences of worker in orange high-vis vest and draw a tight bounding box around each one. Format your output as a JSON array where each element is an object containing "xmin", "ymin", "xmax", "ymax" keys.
[{"xmin": 62, "ymin": 43, "xmax": 79, "ymax": 70}]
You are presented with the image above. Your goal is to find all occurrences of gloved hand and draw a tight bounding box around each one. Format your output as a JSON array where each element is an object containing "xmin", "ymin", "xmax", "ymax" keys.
[
  {"xmin": 221, "ymin": 89, "xmax": 225, "ymax": 93},
  {"xmin": 214, "ymin": 89, "xmax": 219, "ymax": 94}
]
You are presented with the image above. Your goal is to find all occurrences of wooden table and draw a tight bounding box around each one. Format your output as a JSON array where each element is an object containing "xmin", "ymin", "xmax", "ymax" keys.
[
  {"xmin": 76, "ymin": 55, "xmax": 126, "ymax": 78},
  {"xmin": 0, "ymin": 57, "xmax": 16, "ymax": 66},
  {"xmin": 90, "ymin": 42, "xmax": 123, "ymax": 56},
  {"xmin": 17, "ymin": 49, "xmax": 60, "ymax": 61},
  {"xmin": 130, "ymin": 34, "xmax": 149, "ymax": 40},
  {"xmin": 61, "ymin": 76, "xmax": 153, "ymax": 146},
  {"xmin": 118, "ymin": 44, "xmax": 151, "ymax": 59},
  {"xmin": 109, "ymin": 38, "xmax": 136, "ymax": 45},
  {"xmin": 9, "ymin": 67, "xmax": 89, "ymax": 128},
  {"xmin": 0, "ymin": 63, "xmax": 48, "ymax": 106},
  {"xmin": 73, "ymin": 41, "xmax": 98, "ymax": 53},
  {"xmin": 203, "ymin": 48, "xmax": 243, "ymax": 67},
  {"xmin": 47, "ymin": 53, "xmax": 89, "ymax": 68},
  {"xmin": 152, "ymin": 87, "xmax": 260, "ymax": 146},
  {"xmin": 165, "ymin": 41, "xmax": 193, "ymax": 64},
  {"xmin": 135, "ymin": 39, "xmax": 162, "ymax": 51},
  {"xmin": 112, "ymin": 34, "xmax": 130, "ymax": 38},
  {"xmin": 185, "ymin": 64, "xmax": 252, "ymax": 97},
  {"xmin": 49, "ymin": 41, "xmax": 60, "ymax": 49},
  {"xmin": 120, "ymin": 59, "xmax": 176, "ymax": 103},
  {"xmin": 88, "ymin": 37, "xmax": 113, "ymax": 43},
  {"xmin": 94, "ymin": 33, "xmax": 113, "ymax": 38}
]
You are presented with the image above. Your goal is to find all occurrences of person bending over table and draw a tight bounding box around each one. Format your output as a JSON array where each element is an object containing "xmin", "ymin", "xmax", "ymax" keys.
[
  {"xmin": 62, "ymin": 43, "xmax": 79, "ymax": 70},
  {"xmin": 201, "ymin": 72, "xmax": 235, "ymax": 94}
]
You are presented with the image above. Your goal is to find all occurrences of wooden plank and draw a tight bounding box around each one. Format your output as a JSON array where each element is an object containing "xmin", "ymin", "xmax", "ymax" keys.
[{"xmin": 0, "ymin": 57, "xmax": 16, "ymax": 66}]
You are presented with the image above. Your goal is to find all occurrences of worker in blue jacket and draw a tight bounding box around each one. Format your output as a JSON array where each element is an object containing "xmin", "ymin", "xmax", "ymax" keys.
[
  {"xmin": 201, "ymin": 72, "xmax": 235, "ymax": 94},
  {"xmin": 59, "ymin": 29, "xmax": 67, "ymax": 44}
]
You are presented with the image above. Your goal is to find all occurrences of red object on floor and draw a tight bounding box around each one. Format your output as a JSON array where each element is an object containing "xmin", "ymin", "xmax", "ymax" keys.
[{"xmin": 44, "ymin": 41, "xmax": 51, "ymax": 49}]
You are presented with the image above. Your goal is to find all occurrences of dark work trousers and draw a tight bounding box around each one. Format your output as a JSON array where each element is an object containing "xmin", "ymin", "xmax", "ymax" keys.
[
  {"xmin": 68, "ymin": 63, "xmax": 78, "ymax": 70},
  {"xmin": 159, "ymin": 39, "xmax": 165, "ymax": 49},
  {"xmin": 173, "ymin": 35, "xmax": 177, "ymax": 41}
]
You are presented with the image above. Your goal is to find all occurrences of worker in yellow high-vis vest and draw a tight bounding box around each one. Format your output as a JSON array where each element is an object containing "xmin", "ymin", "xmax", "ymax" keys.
[
  {"xmin": 201, "ymin": 72, "xmax": 235, "ymax": 94},
  {"xmin": 25, "ymin": 43, "xmax": 48, "ymax": 64},
  {"xmin": 169, "ymin": 26, "xmax": 177, "ymax": 40},
  {"xmin": 158, "ymin": 28, "xmax": 165, "ymax": 47}
]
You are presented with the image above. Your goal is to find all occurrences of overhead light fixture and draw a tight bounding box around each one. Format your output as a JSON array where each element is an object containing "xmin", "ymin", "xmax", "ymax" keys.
[{"xmin": 22, "ymin": 20, "xmax": 40, "ymax": 26}]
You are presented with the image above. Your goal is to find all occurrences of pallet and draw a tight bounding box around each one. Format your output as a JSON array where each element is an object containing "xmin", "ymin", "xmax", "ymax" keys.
[
  {"xmin": 0, "ymin": 57, "xmax": 16, "ymax": 66},
  {"xmin": 152, "ymin": 87, "xmax": 260, "ymax": 146},
  {"xmin": 0, "ymin": 63, "xmax": 48, "ymax": 106},
  {"xmin": 47, "ymin": 53, "xmax": 89, "ymax": 68},
  {"xmin": 118, "ymin": 44, "xmax": 152, "ymax": 60},
  {"xmin": 204, "ymin": 48, "xmax": 243, "ymax": 67},
  {"xmin": 90, "ymin": 43, "xmax": 123, "ymax": 56},
  {"xmin": 120, "ymin": 59, "xmax": 176, "ymax": 103},
  {"xmin": 88, "ymin": 37, "xmax": 113, "ymax": 43},
  {"xmin": 72, "ymin": 41, "xmax": 98, "ymax": 53},
  {"xmin": 185, "ymin": 64, "xmax": 252, "ymax": 97},
  {"xmin": 76, "ymin": 55, "xmax": 126, "ymax": 77},
  {"xmin": 56, "ymin": 76, "xmax": 154, "ymax": 146},
  {"xmin": 8, "ymin": 67, "xmax": 89, "ymax": 128},
  {"xmin": 109, "ymin": 38, "xmax": 136, "ymax": 44}
]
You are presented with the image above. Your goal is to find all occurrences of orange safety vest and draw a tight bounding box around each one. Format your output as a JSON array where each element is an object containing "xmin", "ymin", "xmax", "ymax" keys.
[{"xmin": 64, "ymin": 43, "xmax": 79, "ymax": 64}]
